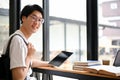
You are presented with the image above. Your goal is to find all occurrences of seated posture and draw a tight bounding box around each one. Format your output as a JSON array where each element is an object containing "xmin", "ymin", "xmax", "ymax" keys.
[{"xmin": 3, "ymin": 4, "xmax": 51, "ymax": 80}]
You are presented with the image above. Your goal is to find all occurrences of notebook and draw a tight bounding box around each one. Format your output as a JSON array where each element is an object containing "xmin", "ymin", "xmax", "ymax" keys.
[
  {"xmin": 113, "ymin": 50, "xmax": 120, "ymax": 66},
  {"xmin": 49, "ymin": 51, "xmax": 73, "ymax": 67}
]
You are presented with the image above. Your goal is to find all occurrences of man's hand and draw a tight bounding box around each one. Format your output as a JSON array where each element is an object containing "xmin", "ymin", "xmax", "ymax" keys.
[{"xmin": 27, "ymin": 43, "xmax": 36, "ymax": 58}]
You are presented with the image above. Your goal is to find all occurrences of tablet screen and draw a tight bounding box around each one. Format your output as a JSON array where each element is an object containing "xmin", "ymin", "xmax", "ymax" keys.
[{"xmin": 49, "ymin": 51, "xmax": 73, "ymax": 67}]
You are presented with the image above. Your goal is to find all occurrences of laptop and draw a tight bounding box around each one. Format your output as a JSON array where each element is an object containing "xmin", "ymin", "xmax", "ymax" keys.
[
  {"xmin": 113, "ymin": 50, "xmax": 120, "ymax": 66},
  {"xmin": 49, "ymin": 51, "xmax": 73, "ymax": 67}
]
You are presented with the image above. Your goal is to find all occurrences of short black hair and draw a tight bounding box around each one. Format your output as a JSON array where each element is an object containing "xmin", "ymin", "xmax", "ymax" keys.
[{"xmin": 20, "ymin": 4, "xmax": 43, "ymax": 23}]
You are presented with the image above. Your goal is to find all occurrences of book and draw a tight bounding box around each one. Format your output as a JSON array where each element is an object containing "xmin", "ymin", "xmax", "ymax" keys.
[
  {"xmin": 74, "ymin": 60, "xmax": 101, "ymax": 66},
  {"xmin": 73, "ymin": 60, "xmax": 101, "ymax": 71},
  {"xmin": 83, "ymin": 65, "xmax": 120, "ymax": 76},
  {"xmin": 73, "ymin": 65, "xmax": 88, "ymax": 70}
]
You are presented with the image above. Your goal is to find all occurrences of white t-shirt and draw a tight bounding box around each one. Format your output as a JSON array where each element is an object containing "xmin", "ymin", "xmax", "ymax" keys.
[{"xmin": 3, "ymin": 30, "xmax": 35, "ymax": 80}]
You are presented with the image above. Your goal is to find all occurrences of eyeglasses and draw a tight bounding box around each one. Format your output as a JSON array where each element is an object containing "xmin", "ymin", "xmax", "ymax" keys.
[{"xmin": 30, "ymin": 15, "xmax": 44, "ymax": 24}]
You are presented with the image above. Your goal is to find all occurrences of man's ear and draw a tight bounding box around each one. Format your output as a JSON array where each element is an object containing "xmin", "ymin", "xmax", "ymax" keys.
[{"xmin": 22, "ymin": 16, "xmax": 27, "ymax": 22}]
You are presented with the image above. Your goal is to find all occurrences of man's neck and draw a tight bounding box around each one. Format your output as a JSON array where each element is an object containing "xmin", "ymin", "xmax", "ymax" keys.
[{"xmin": 19, "ymin": 26, "xmax": 32, "ymax": 39}]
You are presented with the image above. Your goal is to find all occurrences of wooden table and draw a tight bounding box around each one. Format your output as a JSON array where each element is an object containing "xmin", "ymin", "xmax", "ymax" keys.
[{"xmin": 33, "ymin": 67, "xmax": 120, "ymax": 80}]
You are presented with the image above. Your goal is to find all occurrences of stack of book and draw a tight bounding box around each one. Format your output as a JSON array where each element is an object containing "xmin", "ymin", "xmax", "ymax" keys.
[{"xmin": 73, "ymin": 60, "xmax": 101, "ymax": 71}]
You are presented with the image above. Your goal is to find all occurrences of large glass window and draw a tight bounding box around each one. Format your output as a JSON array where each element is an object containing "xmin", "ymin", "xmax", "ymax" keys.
[
  {"xmin": 0, "ymin": 0, "xmax": 9, "ymax": 55},
  {"xmin": 49, "ymin": 0, "xmax": 87, "ymax": 65},
  {"xmin": 49, "ymin": 18, "xmax": 87, "ymax": 63},
  {"xmin": 49, "ymin": 0, "xmax": 86, "ymax": 79},
  {"xmin": 98, "ymin": 0, "xmax": 120, "ymax": 65}
]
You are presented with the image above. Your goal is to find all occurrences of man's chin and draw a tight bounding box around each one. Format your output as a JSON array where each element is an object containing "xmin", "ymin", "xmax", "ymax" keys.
[{"xmin": 33, "ymin": 30, "xmax": 38, "ymax": 33}]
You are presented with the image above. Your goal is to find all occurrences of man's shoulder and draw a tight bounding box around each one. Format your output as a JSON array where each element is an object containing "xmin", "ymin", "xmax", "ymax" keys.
[{"xmin": 10, "ymin": 30, "xmax": 28, "ymax": 44}]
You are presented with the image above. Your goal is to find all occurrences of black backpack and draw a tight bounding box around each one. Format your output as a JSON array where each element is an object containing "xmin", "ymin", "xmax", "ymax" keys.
[{"xmin": 0, "ymin": 34, "xmax": 27, "ymax": 80}]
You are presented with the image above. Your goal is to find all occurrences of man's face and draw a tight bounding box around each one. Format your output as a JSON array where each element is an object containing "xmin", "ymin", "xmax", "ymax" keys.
[{"xmin": 22, "ymin": 10, "xmax": 44, "ymax": 34}]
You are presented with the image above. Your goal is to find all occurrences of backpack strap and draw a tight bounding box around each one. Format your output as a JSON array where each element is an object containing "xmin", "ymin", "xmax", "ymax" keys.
[
  {"xmin": 0, "ymin": 34, "xmax": 28, "ymax": 80},
  {"xmin": 5, "ymin": 34, "xmax": 28, "ymax": 56}
]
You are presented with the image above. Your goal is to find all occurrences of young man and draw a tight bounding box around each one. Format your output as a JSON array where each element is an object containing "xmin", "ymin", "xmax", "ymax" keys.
[{"xmin": 3, "ymin": 4, "xmax": 51, "ymax": 80}]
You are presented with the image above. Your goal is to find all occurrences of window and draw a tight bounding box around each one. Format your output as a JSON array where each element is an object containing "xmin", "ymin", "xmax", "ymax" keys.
[
  {"xmin": 0, "ymin": 0, "xmax": 9, "ymax": 55},
  {"xmin": 49, "ymin": 0, "xmax": 86, "ymax": 79},
  {"xmin": 98, "ymin": 0, "xmax": 120, "ymax": 65},
  {"xmin": 112, "ymin": 40, "xmax": 120, "ymax": 46},
  {"xmin": 49, "ymin": 0, "xmax": 87, "ymax": 64},
  {"xmin": 111, "ymin": 3, "xmax": 117, "ymax": 9}
]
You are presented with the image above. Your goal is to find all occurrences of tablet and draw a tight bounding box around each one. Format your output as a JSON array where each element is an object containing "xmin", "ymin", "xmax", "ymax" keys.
[
  {"xmin": 49, "ymin": 51, "xmax": 73, "ymax": 67},
  {"xmin": 113, "ymin": 50, "xmax": 120, "ymax": 66}
]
